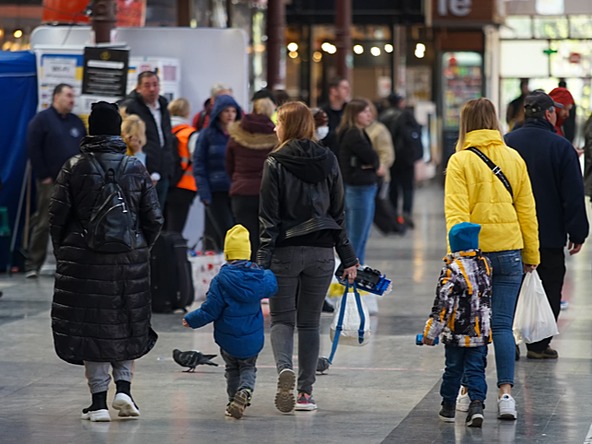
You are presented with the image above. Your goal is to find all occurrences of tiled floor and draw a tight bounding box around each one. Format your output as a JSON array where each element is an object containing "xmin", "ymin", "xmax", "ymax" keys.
[{"xmin": 1, "ymin": 183, "xmax": 591, "ymax": 444}]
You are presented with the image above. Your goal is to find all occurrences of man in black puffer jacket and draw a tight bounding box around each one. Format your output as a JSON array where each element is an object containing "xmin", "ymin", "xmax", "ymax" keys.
[
  {"xmin": 505, "ymin": 91, "xmax": 589, "ymax": 360},
  {"xmin": 49, "ymin": 102, "xmax": 163, "ymax": 422}
]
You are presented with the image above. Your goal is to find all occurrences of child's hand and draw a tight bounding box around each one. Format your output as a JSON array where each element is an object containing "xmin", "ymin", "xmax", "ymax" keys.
[{"xmin": 182, "ymin": 318, "xmax": 189, "ymax": 328}]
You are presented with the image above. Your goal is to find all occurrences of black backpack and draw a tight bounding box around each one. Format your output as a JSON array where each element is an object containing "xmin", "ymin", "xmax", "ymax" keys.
[
  {"xmin": 84, "ymin": 154, "xmax": 137, "ymax": 253},
  {"xmin": 383, "ymin": 109, "xmax": 424, "ymax": 165}
]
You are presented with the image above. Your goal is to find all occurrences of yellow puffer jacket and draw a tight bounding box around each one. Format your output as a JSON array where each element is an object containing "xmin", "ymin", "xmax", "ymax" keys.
[{"xmin": 445, "ymin": 129, "xmax": 540, "ymax": 265}]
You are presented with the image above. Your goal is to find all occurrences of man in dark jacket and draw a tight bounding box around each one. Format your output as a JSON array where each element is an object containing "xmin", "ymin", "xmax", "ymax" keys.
[
  {"xmin": 379, "ymin": 93, "xmax": 423, "ymax": 229},
  {"xmin": 504, "ymin": 91, "xmax": 589, "ymax": 360},
  {"xmin": 122, "ymin": 71, "xmax": 174, "ymax": 209},
  {"xmin": 49, "ymin": 102, "xmax": 163, "ymax": 422},
  {"xmin": 320, "ymin": 77, "xmax": 350, "ymax": 156},
  {"xmin": 25, "ymin": 83, "xmax": 86, "ymax": 278}
]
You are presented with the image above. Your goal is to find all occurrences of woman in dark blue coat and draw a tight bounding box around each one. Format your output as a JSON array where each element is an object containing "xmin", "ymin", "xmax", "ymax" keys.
[{"xmin": 193, "ymin": 94, "xmax": 242, "ymax": 250}]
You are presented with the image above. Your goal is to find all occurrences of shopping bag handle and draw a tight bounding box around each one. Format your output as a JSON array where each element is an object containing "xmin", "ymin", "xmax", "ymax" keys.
[{"xmin": 327, "ymin": 282, "xmax": 366, "ymax": 364}]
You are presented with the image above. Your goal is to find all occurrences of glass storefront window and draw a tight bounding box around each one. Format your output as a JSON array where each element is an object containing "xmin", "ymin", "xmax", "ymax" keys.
[
  {"xmin": 533, "ymin": 16, "xmax": 569, "ymax": 39},
  {"xmin": 500, "ymin": 16, "xmax": 532, "ymax": 39},
  {"xmin": 500, "ymin": 40, "xmax": 549, "ymax": 77},
  {"xmin": 550, "ymin": 40, "xmax": 592, "ymax": 78},
  {"xmin": 569, "ymin": 16, "xmax": 592, "ymax": 39}
]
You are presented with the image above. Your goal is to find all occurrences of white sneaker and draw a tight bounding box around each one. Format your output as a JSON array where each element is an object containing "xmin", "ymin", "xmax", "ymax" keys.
[
  {"xmin": 81, "ymin": 409, "xmax": 111, "ymax": 422},
  {"xmin": 497, "ymin": 394, "xmax": 517, "ymax": 420},
  {"xmin": 456, "ymin": 387, "xmax": 470, "ymax": 412},
  {"xmin": 112, "ymin": 393, "xmax": 140, "ymax": 417}
]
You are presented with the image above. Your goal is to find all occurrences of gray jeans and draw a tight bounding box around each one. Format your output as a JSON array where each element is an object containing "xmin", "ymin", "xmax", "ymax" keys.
[
  {"xmin": 220, "ymin": 349, "xmax": 258, "ymax": 402},
  {"xmin": 269, "ymin": 246, "xmax": 334, "ymax": 395},
  {"xmin": 84, "ymin": 360, "xmax": 134, "ymax": 394}
]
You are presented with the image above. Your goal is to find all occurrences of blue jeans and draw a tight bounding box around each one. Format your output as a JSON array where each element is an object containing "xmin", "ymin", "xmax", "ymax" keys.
[
  {"xmin": 345, "ymin": 184, "xmax": 377, "ymax": 264},
  {"xmin": 220, "ymin": 349, "xmax": 258, "ymax": 402},
  {"xmin": 269, "ymin": 246, "xmax": 335, "ymax": 395},
  {"xmin": 485, "ymin": 250, "xmax": 523, "ymax": 388},
  {"xmin": 441, "ymin": 345, "xmax": 488, "ymax": 405}
]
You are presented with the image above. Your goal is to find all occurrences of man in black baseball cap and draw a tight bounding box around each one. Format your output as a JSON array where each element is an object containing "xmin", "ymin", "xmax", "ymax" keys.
[
  {"xmin": 523, "ymin": 90, "xmax": 563, "ymax": 118},
  {"xmin": 505, "ymin": 89, "xmax": 589, "ymax": 362}
]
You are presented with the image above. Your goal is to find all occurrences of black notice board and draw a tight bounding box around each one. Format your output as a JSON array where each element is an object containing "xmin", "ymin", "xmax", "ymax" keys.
[{"xmin": 82, "ymin": 47, "xmax": 129, "ymax": 98}]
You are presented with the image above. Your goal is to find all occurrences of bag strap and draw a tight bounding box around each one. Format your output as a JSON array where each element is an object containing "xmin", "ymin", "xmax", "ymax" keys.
[
  {"xmin": 467, "ymin": 147, "xmax": 514, "ymax": 199},
  {"xmin": 353, "ymin": 286, "xmax": 367, "ymax": 345},
  {"xmin": 327, "ymin": 282, "xmax": 366, "ymax": 364}
]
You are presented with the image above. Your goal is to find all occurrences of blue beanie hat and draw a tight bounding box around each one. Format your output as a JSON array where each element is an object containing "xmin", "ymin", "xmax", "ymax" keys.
[{"xmin": 449, "ymin": 222, "xmax": 481, "ymax": 253}]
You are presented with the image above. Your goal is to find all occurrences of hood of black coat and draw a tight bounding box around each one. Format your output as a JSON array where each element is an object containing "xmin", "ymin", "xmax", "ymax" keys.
[
  {"xmin": 270, "ymin": 139, "xmax": 333, "ymax": 183},
  {"xmin": 80, "ymin": 135, "xmax": 127, "ymax": 154}
]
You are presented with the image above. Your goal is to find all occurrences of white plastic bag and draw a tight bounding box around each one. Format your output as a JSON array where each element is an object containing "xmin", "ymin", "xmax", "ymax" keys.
[
  {"xmin": 188, "ymin": 252, "xmax": 225, "ymax": 301},
  {"xmin": 513, "ymin": 271, "xmax": 559, "ymax": 344},
  {"xmin": 330, "ymin": 286, "xmax": 371, "ymax": 346}
]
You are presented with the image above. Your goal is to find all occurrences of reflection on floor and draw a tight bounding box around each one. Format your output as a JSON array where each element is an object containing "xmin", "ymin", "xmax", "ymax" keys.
[{"xmin": 1, "ymin": 183, "xmax": 591, "ymax": 444}]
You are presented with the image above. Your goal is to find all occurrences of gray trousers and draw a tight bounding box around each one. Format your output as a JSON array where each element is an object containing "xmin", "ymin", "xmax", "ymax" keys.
[
  {"xmin": 220, "ymin": 349, "xmax": 258, "ymax": 402},
  {"xmin": 269, "ymin": 246, "xmax": 334, "ymax": 395},
  {"xmin": 84, "ymin": 360, "xmax": 134, "ymax": 394}
]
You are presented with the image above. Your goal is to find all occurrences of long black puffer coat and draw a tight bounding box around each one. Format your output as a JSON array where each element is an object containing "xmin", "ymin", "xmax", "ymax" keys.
[{"xmin": 49, "ymin": 135, "xmax": 163, "ymax": 365}]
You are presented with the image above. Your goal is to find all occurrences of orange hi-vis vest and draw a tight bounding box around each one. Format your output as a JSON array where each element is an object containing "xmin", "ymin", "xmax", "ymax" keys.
[{"xmin": 173, "ymin": 123, "xmax": 197, "ymax": 192}]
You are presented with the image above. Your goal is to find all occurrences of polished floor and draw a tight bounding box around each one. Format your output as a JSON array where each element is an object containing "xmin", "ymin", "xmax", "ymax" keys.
[{"xmin": 1, "ymin": 183, "xmax": 592, "ymax": 444}]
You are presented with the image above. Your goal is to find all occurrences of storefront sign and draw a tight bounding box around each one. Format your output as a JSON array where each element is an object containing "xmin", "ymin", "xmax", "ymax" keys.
[{"xmin": 432, "ymin": 0, "xmax": 505, "ymax": 26}]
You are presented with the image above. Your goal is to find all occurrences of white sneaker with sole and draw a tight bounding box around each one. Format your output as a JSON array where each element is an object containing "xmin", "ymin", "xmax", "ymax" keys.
[
  {"xmin": 81, "ymin": 409, "xmax": 111, "ymax": 422},
  {"xmin": 456, "ymin": 387, "xmax": 470, "ymax": 412},
  {"xmin": 112, "ymin": 393, "xmax": 140, "ymax": 417},
  {"xmin": 498, "ymin": 394, "xmax": 517, "ymax": 420}
]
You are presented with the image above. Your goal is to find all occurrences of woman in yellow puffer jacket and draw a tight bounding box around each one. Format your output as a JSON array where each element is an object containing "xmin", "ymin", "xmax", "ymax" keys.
[{"xmin": 444, "ymin": 98, "xmax": 540, "ymax": 422}]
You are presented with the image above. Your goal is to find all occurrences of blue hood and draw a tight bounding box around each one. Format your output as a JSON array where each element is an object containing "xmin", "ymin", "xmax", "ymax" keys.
[
  {"xmin": 217, "ymin": 263, "xmax": 275, "ymax": 303},
  {"xmin": 210, "ymin": 94, "xmax": 242, "ymax": 129}
]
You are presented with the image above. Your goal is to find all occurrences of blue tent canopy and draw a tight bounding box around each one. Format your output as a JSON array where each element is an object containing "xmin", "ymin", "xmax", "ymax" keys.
[{"xmin": 0, "ymin": 50, "xmax": 38, "ymax": 271}]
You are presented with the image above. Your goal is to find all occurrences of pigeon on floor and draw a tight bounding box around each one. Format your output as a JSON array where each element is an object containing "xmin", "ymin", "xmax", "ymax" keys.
[{"xmin": 173, "ymin": 349, "xmax": 218, "ymax": 372}]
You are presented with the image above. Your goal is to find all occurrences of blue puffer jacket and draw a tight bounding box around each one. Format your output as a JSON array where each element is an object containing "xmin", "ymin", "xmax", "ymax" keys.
[
  {"xmin": 193, "ymin": 95, "xmax": 242, "ymax": 203},
  {"xmin": 505, "ymin": 118, "xmax": 589, "ymax": 248},
  {"xmin": 184, "ymin": 261, "xmax": 277, "ymax": 359}
]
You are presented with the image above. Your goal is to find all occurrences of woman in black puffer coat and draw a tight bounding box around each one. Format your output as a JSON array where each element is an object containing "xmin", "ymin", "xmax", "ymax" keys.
[{"xmin": 49, "ymin": 102, "xmax": 163, "ymax": 422}]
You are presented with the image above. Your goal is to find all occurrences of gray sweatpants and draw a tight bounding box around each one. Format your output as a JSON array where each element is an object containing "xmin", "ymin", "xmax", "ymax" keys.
[{"xmin": 84, "ymin": 360, "xmax": 134, "ymax": 394}]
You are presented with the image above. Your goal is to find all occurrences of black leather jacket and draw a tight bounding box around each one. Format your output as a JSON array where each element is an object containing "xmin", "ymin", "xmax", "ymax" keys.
[{"xmin": 257, "ymin": 138, "xmax": 357, "ymax": 269}]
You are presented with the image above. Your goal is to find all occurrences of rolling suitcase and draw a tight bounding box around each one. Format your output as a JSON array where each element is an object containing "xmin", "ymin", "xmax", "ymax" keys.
[{"xmin": 150, "ymin": 231, "xmax": 195, "ymax": 313}]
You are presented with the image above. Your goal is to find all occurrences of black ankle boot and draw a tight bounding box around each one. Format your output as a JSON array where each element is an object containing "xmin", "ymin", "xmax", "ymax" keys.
[
  {"xmin": 83, "ymin": 391, "xmax": 108, "ymax": 413},
  {"xmin": 115, "ymin": 380, "xmax": 131, "ymax": 396}
]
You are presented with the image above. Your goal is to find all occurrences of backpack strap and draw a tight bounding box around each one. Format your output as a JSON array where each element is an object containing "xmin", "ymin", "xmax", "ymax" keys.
[{"xmin": 467, "ymin": 147, "xmax": 514, "ymax": 199}]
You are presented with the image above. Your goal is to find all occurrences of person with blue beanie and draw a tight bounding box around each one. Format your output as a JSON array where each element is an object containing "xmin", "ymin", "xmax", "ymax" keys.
[
  {"xmin": 421, "ymin": 222, "xmax": 493, "ymax": 427},
  {"xmin": 182, "ymin": 224, "xmax": 277, "ymax": 419}
]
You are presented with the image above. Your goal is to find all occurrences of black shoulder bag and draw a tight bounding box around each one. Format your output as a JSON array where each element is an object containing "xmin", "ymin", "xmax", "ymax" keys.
[{"xmin": 467, "ymin": 147, "xmax": 514, "ymax": 199}]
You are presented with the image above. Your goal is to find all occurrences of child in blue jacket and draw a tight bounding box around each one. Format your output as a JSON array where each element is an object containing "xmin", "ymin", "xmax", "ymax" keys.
[
  {"xmin": 183, "ymin": 224, "xmax": 277, "ymax": 419},
  {"xmin": 421, "ymin": 222, "xmax": 492, "ymax": 428}
]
